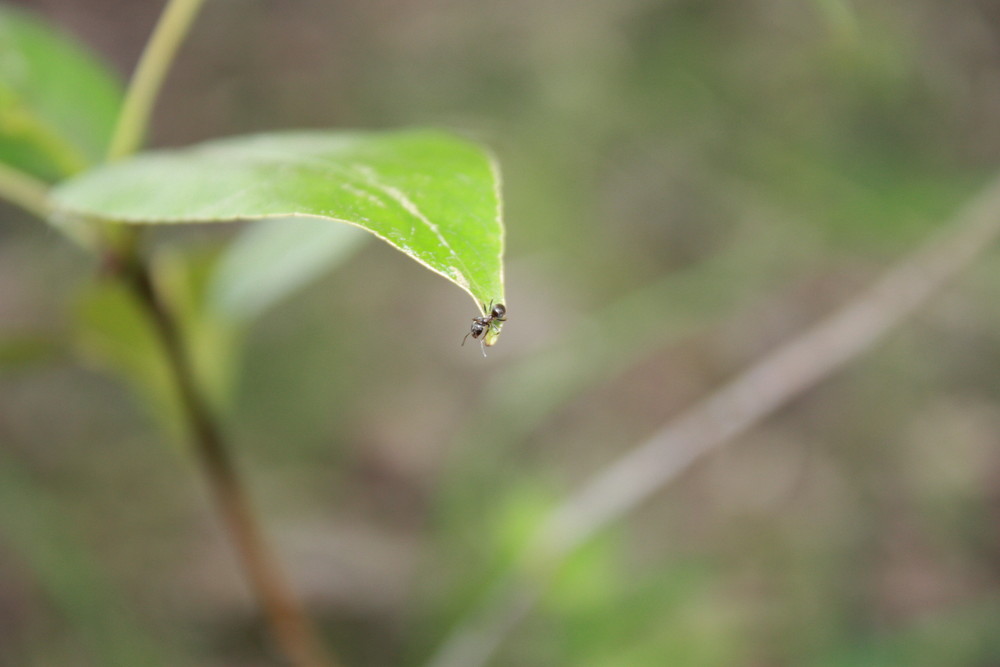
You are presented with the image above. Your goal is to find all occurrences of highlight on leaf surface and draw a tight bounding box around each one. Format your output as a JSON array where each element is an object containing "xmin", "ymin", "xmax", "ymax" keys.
[{"xmin": 50, "ymin": 129, "xmax": 507, "ymax": 324}]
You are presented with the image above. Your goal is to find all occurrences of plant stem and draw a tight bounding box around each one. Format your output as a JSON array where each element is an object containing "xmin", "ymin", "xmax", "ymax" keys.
[
  {"xmin": 0, "ymin": 162, "xmax": 51, "ymax": 219},
  {"xmin": 123, "ymin": 259, "xmax": 336, "ymax": 667},
  {"xmin": 106, "ymin": 0, "xmax": 206, "ymax": 161},
  {"xmin": 104, "ymin": 2, "xmax": 338, "ymax": 664}
]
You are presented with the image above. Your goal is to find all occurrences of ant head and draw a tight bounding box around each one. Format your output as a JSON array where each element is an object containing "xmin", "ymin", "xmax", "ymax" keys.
[{"xmin": 462, "ymin": 320, "xmax": 487, "ymax": 347}]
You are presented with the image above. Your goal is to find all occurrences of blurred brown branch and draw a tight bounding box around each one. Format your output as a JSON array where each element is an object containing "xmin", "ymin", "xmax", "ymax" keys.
[
  {"xmin": 123, "ymin": 258, "xmax": 336, "ymax": 667},
  {"xmin": 428, "ymin": 173, "xmax": 1000, "ymax": 667}
]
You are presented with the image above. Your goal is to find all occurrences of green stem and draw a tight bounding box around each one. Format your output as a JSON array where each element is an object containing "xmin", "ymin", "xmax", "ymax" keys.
[
  {"xmin": 106, "ymin": 0, "xmax": 206, "ymax": 161},
  {"xmin": 0, "ymin": 162, "xmax": 51, "ymax": 219}
]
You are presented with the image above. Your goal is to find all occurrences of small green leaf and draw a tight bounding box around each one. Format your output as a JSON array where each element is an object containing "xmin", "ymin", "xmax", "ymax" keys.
[
  {"xmin": 74, "ymin": 278, "xmax": 184, "ymax": 440},
  {"xmin": 208, "ymin": 217, "xmax": 371, "ymax": 323},
  {"xmin": 0, "ymin": 5, "xmax": 123, "ymax": 180},
  {"xmin": 52, "ymin": 130, "xmax": 507, "ymax": 315},
  {"xmin": 74, "ymin": 250, "xmax": 244, "ymax": 441}
]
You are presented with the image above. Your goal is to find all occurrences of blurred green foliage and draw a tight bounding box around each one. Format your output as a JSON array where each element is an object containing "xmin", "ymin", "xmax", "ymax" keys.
[
  {"xmin": 3, "ymin": 1, "xmax": 1000, "ymax": 666},
  {"xmin": 0, "ymin": 4, "xmax": 122, "ymax": 180}
]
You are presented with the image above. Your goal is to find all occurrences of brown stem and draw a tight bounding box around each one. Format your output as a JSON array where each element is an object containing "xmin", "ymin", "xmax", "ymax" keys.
[{"xmin": 123, "ymin": 257, "xmax": 336, "ymax": 667}]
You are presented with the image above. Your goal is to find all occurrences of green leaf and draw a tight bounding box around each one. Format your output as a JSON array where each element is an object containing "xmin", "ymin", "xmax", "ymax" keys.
[
  {"xmin": 51, "ymin": 129, "xmax": 507, "ymax": 318},
  {"xmin": 0, "ymin": 5, "xmax": 123, "ymax": 180},
  {"xmin": 208, "ymin": 217, "xmax": 371, "ymax": 323},
  {"xmin": 75, "ymin": 250, "xmax": 244, "ymax": 441},
  {"xmin": 74, "ymin": 278, "xmax": 184, "ymax": 440}
]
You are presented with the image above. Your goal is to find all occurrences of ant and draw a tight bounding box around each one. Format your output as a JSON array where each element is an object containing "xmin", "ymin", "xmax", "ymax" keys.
[{"xmin": 462, "ymin": 301, "xmax": 506, "ymax": 356}]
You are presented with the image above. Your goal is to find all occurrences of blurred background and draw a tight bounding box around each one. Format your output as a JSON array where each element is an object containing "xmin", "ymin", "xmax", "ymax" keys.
[{"xmin": 2, "ymin": 0, "xmax": 1000, "ymax": 665}]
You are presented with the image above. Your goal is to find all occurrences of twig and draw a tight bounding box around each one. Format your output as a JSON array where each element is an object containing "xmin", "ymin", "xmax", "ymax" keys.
[
  {"xmin": 426, "ymin": 174, "xmax": 1000, "ymax": 667},
  {"xmin": 123, "ymin": 260, "xmax": 335, "ymax": 667}
]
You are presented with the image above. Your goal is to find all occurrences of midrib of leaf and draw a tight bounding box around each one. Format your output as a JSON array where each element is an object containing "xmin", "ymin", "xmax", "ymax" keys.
[{"xmin": 339, "ymin": 161, "xmax": 475, "ymax": 292}]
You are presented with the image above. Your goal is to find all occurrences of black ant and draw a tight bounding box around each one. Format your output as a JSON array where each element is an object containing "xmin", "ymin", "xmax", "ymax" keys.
[{"xmin": 462, "ymin": 301, "xmax": 506, "ymax": 356}]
